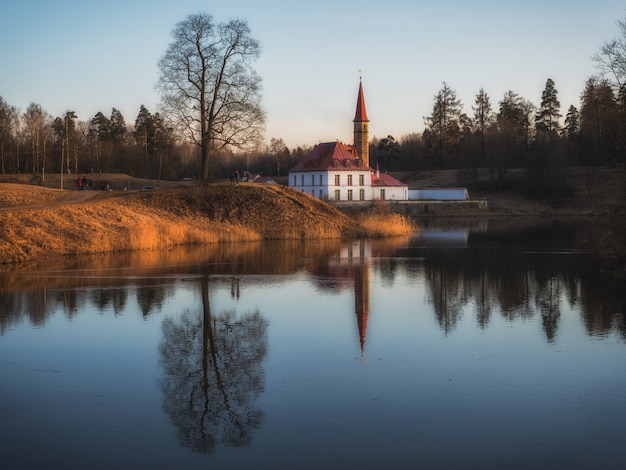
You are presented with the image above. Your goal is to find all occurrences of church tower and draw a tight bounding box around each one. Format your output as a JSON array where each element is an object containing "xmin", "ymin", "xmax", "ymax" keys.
[{"xmin": 353, "ymin": 78, "xmax": 370, "ymax": 167}]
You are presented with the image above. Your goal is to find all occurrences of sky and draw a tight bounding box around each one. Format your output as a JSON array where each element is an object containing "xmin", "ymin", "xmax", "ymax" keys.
[{"xmin": 1, "ymin": 0, "xmax": 624, "ymax": 148}]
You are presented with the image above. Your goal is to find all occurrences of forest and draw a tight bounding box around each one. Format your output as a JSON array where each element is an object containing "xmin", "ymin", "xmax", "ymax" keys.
[{"xmin": 1, "ymin": 16, "xmax": 625, "ymax": 197}]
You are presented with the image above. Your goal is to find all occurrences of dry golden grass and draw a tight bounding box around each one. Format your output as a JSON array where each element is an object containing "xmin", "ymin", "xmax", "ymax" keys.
[
  {"xmin": 357, "ymin": 213, "xmax": 415, "ymax": 237},
  {"xmin": 0, "ymin": 181, "xmax": 413, "ymax": 264}
]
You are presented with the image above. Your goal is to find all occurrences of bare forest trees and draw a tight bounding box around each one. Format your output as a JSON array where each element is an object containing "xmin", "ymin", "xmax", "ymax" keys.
[
  {"xmin": 593, "ymin": 18, "xmax": 626, "ymax": 88},
  {"xmin": 0, "ymin": 97, "xmax": 18, "ymax": 174},
  {"xmin": 23, "ymin": 104, "xmax": 49, "ymax": 179},
  {"xmin": 0, "ymin": 97, "xmax": 185, "ymax": 184},
  {"xmin": 157, "ymin": 12, "xmax": 265, "ymax": 185}
]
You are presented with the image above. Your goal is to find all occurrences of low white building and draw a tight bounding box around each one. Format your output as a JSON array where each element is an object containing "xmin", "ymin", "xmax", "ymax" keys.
[{"xmin": 408, "ymin": 188, "xmax": 469, "ymax": 200}]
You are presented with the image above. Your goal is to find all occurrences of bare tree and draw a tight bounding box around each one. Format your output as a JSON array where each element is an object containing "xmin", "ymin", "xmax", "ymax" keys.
[
  {"xmin": 23, "ymin": 103, "xmax": 49, "ymax": 177},
  {"xmin": 157, "ymin": 12, "xmax": 265, "ymax": 184},
  {"xmin": 593, "ymin": 17, "xmax": 626, "ymax": 88}
]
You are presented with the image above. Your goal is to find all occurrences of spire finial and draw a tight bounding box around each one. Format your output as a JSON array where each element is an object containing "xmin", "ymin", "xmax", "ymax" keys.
[{"xmin": 358, "ymin": 68, "xmax": 362, "ymax": 80}]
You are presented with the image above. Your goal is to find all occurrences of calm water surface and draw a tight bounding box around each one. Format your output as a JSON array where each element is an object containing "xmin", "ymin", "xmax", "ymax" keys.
[{"xmin": 1, "ymin": 218, "xmax": 625, "ymax": 470}]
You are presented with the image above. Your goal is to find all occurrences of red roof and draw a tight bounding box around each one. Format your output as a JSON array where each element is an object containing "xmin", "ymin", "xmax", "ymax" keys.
[
  {"xmin": 353, "ymin": 80, "xmax": 369, "ymax": 122},
  {"xmin": 289, "ymin": 141, "xmax": 373, "ymax": 172},
  {"xmin": 371, "ymin": 172, "xmax": 406, "ymax": 187}
]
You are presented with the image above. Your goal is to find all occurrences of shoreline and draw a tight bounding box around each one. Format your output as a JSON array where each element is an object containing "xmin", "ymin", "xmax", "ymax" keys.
[
  {"xmin": 1, "ymin": 168, "xmax": 625, "ymax": 265},
  {"xmin": 0, "ymin": 183, "xmax": 413, "ymax": 265}
]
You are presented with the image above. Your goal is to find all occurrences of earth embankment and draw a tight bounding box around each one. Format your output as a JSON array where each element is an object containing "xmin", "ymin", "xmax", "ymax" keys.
[{"xmin": 0, "ymin": 183, "xmax": 365, "ymax": 265}]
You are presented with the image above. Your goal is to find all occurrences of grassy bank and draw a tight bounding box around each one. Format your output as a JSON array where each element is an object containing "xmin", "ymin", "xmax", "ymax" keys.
[{"xmin": 0, "ymin": 182, "xmax": 414, "ymax": 265}]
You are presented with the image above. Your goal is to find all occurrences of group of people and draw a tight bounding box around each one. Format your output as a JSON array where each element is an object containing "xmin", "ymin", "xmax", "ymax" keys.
[
  {"xmin": 76, "ymin": 176, "xmax": 110, "ymax": 191},
  {"xmin": 230, "ymin": 170, "xmax": 240, "ymax": 187},
  {"xmin": 76, "ymin": 176, "xmax": 91, "ymax": 190}
]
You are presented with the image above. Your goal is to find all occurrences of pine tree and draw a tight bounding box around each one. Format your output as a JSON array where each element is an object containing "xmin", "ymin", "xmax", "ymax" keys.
[
  {"xmin": 535, "ymin": 78, "xmax": 561, "ymax": 140},
  {"xmin": 563, "ymin": 105, "xmax": 580, "ymax": 142},
  {"xmin": 423, "ymin": 82, "xmax": 462, "ymax": 167},
  {"xmin": 472, "ymin": 88, "xmax": 494, "ymax": 169}
]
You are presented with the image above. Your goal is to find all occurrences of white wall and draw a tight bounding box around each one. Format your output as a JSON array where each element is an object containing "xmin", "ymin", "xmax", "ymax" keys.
[
  {"xmin": 289, "ymin": 170, "xmax": 410, "ymax": 201},
  {"xmin": 408, "ymin": 188, "xmax": 469, "ymax": 200}
]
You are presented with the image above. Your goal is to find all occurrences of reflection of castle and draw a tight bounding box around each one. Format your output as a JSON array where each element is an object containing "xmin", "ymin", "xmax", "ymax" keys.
[{"xmin": 316, "ymin": 240, "xmax": 372, "ymax": 360}]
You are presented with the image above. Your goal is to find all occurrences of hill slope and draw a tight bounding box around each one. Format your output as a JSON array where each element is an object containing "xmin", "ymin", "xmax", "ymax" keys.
[{"xmin": 0, "ymin": 183, "xmax": 364, "ymax": 264}]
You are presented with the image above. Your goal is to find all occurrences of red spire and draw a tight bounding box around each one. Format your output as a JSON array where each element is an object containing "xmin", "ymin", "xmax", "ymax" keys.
[{"xmin": 353, "ymin": 79, "xmax": 369, "ymax": 122}]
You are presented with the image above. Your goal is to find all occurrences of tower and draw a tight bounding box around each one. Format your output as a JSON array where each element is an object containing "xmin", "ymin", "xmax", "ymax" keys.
[{"xmin": 353, "ymin": 78, "xmax": 370, "ymax": 167}]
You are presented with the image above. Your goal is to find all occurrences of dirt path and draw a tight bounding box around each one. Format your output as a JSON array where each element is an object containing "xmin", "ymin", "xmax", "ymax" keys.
[{"xmin": 0, "ymin": 187, "xmax": 109, "ymax": 212}]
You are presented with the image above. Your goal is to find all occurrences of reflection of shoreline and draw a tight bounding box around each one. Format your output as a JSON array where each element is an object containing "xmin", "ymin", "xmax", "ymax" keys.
[
  {"xmin": 1, "ymin": 228, "xmax": 625, "ymax": 342},
  {"xmin": 0, "ymin": 240, "xmax": 345, "ymax": 332},
  {"xmin": 413, "ymin": 229, "xmax": 468, "ymax": 246},
  {"xmin": 309, "ymin": 231, "xmax": 626, "ymax": 344},
  {"xmin": 0, "ymin": 239, "xmax": 347, "ymax": 294}
]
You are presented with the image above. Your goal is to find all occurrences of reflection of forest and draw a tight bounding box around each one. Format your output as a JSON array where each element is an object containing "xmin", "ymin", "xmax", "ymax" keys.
[
  {"xmin": 1, "ymin": 221, "xmax": 625, "ymax": 341},
  {"xmin": 307, "ymin": 220, "xmax": 626, "ymax": 342},
  {"xmin": 403, "ymin": 219, "xmax": 626, "ymax": 340},
  {"xmin": 0, "ymin": 240, "xmax": 342, "ymax": 333},
  {"xmin": 159, "ymin": 276, "xmax": 268, "ymax": 453}
]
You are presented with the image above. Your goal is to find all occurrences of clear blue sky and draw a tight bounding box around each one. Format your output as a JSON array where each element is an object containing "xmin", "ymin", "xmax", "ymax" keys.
[{"xmin": 1, "ymin": 0, "xmax": 624, "ymax": 148}]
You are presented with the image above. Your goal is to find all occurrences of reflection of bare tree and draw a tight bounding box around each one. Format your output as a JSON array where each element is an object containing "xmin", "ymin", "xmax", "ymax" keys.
[
  {"xmin": 91, "ymin": 288, "xmax": 128, "ymax": 314},
  {"xmin": 429, "ymin": 264, "xmax": 466, "ymax": 335},
  {"xmin": 159, "ymin": 277, "xmax": 268, "ymax": 453},
  {"xmin": 538, "ymin": 277, "xmax": 561, "ymax": 342}
]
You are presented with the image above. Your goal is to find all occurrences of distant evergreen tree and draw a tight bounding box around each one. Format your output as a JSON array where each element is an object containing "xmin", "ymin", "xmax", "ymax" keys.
[
  {"xmin": 423, "ymin": 82, "xmax": 462, "ymax": 168},
  {"xmin": 564, "ymin": 105, "xmax": 580, "ymax": 141},
  {"xmin": 535, "ymin": 78, "xmax": 562, "ymax": 140},
  {"xmin": 134, "ymin": 105, "xmax": 156, "ymax": 177},
  {"xmin": 472, "ymin": 88, "xmax": 494, "ymax": 173}
]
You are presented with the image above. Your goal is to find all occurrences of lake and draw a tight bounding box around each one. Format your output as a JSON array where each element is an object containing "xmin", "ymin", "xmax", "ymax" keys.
[{"xmin": 1, "ymin": 218, "xmax": 625, "ymax": 470}]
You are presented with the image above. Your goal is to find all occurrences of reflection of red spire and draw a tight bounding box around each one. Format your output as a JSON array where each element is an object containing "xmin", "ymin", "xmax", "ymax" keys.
[{"xmin": 354, "ymin": 262, "xmax": 370, "ymax": 361}]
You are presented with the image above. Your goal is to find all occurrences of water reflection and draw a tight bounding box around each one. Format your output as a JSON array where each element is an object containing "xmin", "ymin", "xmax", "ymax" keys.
[
  {"xmin": 1, "ymin": 220, "xmax": 625, "ymax": 342},
  {"xmin": 0, "ymin": 240, "xmax": 340, "ymax": 333},
  {"xmin": 2, "ymin": 219, "xmax": 626, "ymax": 467},
  {"xmin": 159, "ymin": 275, "xmax": 268, "ymax": 453}
]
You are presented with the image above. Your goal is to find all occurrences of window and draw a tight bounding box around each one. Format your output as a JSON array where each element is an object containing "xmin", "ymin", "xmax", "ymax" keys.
[
  {"xmin": 347, "ymin": 189, "xmax": 353, "ymax": 201},
  {"xmin": 334, "ymin": 189, "xmax": 340, "ymax": 200},
  {"xmin": 380, "ymin": 189, "xmax": 386, "ymax": 200},
  {"xmin": 319, "ymin": 174, "xmax": 323, "ymax": 185},
  {"xmin": 311, "ymin": 190, "xmax": 315, "ymax": 196},
  {"xmin": 319, "ymin": 189, "xmax": 323, "ymax": 199},
  {"xmin": 359, "ymin": 174, "xmax": 364, "ymax": 186},
  {"xmin": 347, "ymin": 174, "xmax": 353, "ymax": 186},
  {"xmin": 293, "ymin": 175, "xmax": 297, "ymax": 186},
  {"xmin": 334, "ymin": 174, "xmax": 340, "ymax": 186},
  {"xmin": 359, "ymin": 189, "xmax": 365, "ymax": 200},
  {"xmin": 301, "ymin": 175, "xmax": 304, "ymax": 186},
  {"xmin": 311, "ymin": 175, "xmax": 315, "ymax": 185}
]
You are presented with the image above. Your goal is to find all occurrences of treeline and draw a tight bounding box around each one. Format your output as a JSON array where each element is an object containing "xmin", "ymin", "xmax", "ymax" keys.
[
  {"xmin": 0, "ymin": 74, "xmax": 623, "ymax": 192},
  {"xmin": 367, "ymin": 76, "xmax": 626, "ymax": 197},
  {"xmin": 0, "ymin": 102, "xmax": 193, "ymax": 182},
  {"xmin": 0, "ymin": 98, "xmax": 312, "ymax": 184}
]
